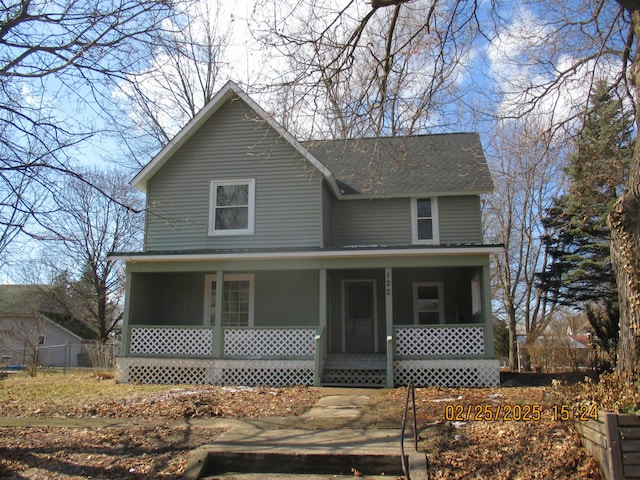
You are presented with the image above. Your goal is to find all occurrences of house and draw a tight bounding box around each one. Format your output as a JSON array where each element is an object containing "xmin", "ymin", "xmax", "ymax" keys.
[
  {"xmin": 0, "ymin": 285, "xmax": 97, "ymax": 368},
  {"xmin": 517, "ymin": 334, "xmax": 593, "ymax": 372},
  {"xmin": 110, "ymin": 81, "xmax": 502, "ymax": 387}
]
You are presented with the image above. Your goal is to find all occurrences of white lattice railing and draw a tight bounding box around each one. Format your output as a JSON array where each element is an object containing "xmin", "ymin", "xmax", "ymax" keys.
[
  {"xmin": 395, "ymin": 325, "xmax": 485, "ymax": 357},
  {"xmin": 223, "ymin": 327, "xmax": 316, "ymax": 357},
  {"xmin": 129, "ymin": 326, "xmax": 213, "ymax": 356}
]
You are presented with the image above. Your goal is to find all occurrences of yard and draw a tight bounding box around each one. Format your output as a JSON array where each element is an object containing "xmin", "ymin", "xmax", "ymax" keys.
[{"xmin": 0, "ymin": 370, "xmax": 609, "ymax": 479}]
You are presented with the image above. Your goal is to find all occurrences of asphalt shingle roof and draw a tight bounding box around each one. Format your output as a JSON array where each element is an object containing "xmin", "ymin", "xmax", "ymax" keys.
[
  {"xmin": 303, "ymin": 133, "xmax": 493, "ymax": 197},
  {"xmin": 0, "ymin": 285, "xmax": 96, "ymax": 339}
]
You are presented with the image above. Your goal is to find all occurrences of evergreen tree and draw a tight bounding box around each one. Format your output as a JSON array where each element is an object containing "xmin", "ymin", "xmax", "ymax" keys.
[{"xmin": 539, "ymin": 81, "xmax": 633, "ymax": 364}]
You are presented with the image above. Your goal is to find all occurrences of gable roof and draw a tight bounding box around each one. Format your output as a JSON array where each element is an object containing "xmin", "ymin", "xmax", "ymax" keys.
[
  {"xmin": 0, "ymin": 285, "xmax": 60, "ymax": 316},
  {"xmin": 132, "ymin": 81, "xmax": 493, "ymax": 199},
  {"xmin": 131, "ymin": 80, "xmax": 337, "ymax": 194},
  {"xmin": 304, "ymin": 134, "xmax": 493, "ymax": 197},
  {"xmin": 0, "ymin": 285, "xmax": 96, "ymax": 340}
]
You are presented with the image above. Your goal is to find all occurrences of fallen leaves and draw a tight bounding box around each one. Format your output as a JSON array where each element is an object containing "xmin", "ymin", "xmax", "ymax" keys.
[
  {"xmin": 384, "ymin": 386, "xmax": 605, "ymax": 479},
  {"xmin": 0, "ymin": 423, "xmax": 217, "ymax": 479},
  {"xmin": 0, "ymin": 373, "xmax": 608, "ymax": 479},
  {"xmin": 1, "ymin": 376, "xmax": 319, "ymax": 419}
]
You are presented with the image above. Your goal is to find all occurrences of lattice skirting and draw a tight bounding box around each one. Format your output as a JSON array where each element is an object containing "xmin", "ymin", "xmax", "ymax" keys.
[
  {"xmin": 394, "ymin": 359, "xmax": 500, "ymax": 387},
  {"xmin": 116, "ymin": 357, "xmax": 314, "ymax": 387}
]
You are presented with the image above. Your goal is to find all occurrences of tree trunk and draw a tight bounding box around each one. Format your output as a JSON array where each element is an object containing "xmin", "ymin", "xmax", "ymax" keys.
[
  {"xmin": 611, "ymin": 5, "xmax": 640, "ymax": 380},
  {"xmin": 507, "ymin": 302, "xmax": 518, "ymax": 370}
]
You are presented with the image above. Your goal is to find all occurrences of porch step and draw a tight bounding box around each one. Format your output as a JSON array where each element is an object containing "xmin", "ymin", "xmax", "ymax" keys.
[{"xmin": 321, "ymin": 354, "xmax": 387, "ymax": 388}]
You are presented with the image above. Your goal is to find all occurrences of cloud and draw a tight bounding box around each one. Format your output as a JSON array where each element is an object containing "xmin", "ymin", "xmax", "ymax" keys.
[{"xmin": 486, "ymin": 5, "xmax": 621, "ymax": 130}]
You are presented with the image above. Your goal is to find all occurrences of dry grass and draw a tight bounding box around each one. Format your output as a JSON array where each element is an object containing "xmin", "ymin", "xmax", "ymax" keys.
[
  {"xmin": 0, "ymin": 370, "xmax": 177, "ymax": 416},
  {"xmin": 0, "ymin": 370, "xmax": 607, "ymax": 479}
]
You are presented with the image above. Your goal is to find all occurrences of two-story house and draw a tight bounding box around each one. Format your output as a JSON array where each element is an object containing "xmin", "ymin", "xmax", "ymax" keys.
[{"xmin": 111, "ymin": 81, "xmax": 502, "ymax": 387}]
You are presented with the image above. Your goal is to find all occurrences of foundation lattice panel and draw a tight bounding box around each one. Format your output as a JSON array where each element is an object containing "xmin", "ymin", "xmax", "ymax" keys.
[
  {"xmin": 223, "ymin": 328, "xmax": 315, "ymax": 357},
  {"xmin": 395, "ymin": 326, "xmax": 485, "ymax": 356},
  {"xmin": 129, "ymin": 327, "xmax": 213, "ymax": 356},
  {"xmin": 394, "ymin": 359, "xmax": 500, "ymax": 387},
  {"xmin": 116, "ymin": 357, "xmax": 314, "ymax": 386}
]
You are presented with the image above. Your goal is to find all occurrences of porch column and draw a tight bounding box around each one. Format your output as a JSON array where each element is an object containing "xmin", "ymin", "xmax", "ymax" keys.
[
  {"xmin": 120, "ymin": 268, "xmax": 133, "ymax": 356},
  {"xmin": 315, "ymin": 268, "xmax": 327, "ymax": 386},
  {"xmin": 482, "ymin": 265, "xmax": 496, "ymax": 357},
  {"xmin": 213, "ymin": 270, "xmax": 224, "ymax": 358},
  {"xmin": 385, "ymin": 267, "xmax": 394, "ymax": 388}
]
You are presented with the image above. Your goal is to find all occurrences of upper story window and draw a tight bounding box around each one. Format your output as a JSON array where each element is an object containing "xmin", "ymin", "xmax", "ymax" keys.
[
  {"xmin": 411, "ymin": 197, "xmax": 439, "ymax": 244},
  {"xmin": 209, "ymin": 179, "xmax": 255, "ymax": 236}
]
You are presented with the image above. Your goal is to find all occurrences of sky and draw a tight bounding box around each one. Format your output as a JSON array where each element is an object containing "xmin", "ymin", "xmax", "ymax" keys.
[
  {"xmin": 116, "ymin": 0, "xmax": 623, "ymax": 143},
  {"xmin": 4, "ymin": 0, "xmax": 628, "ymax": 283}
]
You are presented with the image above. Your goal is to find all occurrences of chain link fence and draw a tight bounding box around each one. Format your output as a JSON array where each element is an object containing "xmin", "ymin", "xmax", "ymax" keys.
[{"xmin": 1, "ymin": 340, "xmax": 120, "ymax": 372}]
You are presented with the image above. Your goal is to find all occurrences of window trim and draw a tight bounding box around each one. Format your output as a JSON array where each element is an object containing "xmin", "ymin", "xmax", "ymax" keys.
[
  {"xmin": 410, "ymin": 197, "xmax": 439, "ymax": 245},
  {"xmin": 209, "ymin": 179, "xmax": 255, "ymax": 236},
  {"xmin": 203, "ymin": 273, "xmax": 255, "ymax": 327},
  {"xmin": 412, "ymin": 281, "xmax": 444, "ymax": 325}
]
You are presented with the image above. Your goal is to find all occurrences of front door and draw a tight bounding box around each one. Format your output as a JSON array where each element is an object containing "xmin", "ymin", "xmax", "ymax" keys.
[{"xmin": 343, "ymin": 280, "xmax": 377, "ymax": 353}]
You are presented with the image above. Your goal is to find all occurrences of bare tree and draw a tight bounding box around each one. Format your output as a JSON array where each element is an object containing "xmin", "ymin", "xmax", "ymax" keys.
[
  {"xmin": 109, "ymin": 0, "xmax": 232, "ymax": 165},
  {"xmin": 255, "ymin": 0, "xmax": 484, "ymax": 139},
  {"xmin": 485, "ymin": 119, "xmax": 567, "ymax": 370},
  {"xmin": 44, "ymin": 169, "xmax": 143, "ymax": 342},
  {"xmin": 259, "ymin": 0, "xmax": 640, "ymax": 379},
  {"xmin": 0, "ymin": 0, "xmax": 176, "ymax": 255}
]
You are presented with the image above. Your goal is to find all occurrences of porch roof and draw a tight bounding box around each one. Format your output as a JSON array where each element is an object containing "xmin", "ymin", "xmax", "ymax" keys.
[{"xmin": 109, "ymin": 243, "xmax": 502, "ymax": 263}]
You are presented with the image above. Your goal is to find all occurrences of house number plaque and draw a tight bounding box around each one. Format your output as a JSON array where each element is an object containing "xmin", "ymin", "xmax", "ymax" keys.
[{"xmin": 385, "ymin": 269, "xmax": 392, "ymax": 297}]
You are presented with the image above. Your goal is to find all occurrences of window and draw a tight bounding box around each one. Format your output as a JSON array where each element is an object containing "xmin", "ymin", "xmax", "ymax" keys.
[
  {"xmin": 209, "ymin": 179, "xmax": 255, "ymax": 235},
  {"xmin": 204, "ymin": 274, "xmax": 255, "ymax": 327},
  {"xmin": 413, "ymin": 282, "xmax": 444, "ymax": 324},
  {"xmin": 411, "ymin": 197, "xmax": 439, "ymax": 244}
]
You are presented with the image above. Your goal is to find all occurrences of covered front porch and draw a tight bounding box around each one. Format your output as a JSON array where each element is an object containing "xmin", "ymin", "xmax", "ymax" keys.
[{"xmin": 114, "ymin": 247, "xmax": 500, "ymax": 387}]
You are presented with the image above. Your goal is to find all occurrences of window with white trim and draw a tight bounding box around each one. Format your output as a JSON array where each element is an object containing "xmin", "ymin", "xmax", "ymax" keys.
[
  {"xmin": 411, "ymin": 197, "xmax": 439, "ymax": 244},
  {"xmin": 209, "ymin": 179, "xmax": 255, "ymax": 235},
  {"xmin": 204, "ymin": 274, "xmax": 255, "ymax": 327},
  {"xmin": 413, "ymin": 282, "xmax": 444, "ymax": 324}
]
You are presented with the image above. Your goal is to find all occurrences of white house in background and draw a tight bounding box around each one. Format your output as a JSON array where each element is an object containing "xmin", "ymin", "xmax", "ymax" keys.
[
  {"xmin": 110, "ymin": 81, "xmax": 502, "ymax": 388},
  {"xmin": 0, "ymin": 285, "xmax": 96, "ymax": 368}
]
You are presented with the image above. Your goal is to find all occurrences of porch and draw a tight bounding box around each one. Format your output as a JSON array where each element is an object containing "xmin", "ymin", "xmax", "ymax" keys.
[
  {"xmin": 115, "ymin": 249, "xmax": 500, "ymax": 387},
  {"xmin": 115, "ymin": 323, "xmax": 499, "ymax": 387}
]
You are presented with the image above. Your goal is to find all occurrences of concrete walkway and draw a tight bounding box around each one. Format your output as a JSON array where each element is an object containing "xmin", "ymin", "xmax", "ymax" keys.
[
  {"xmin": 182, "ymin": 389, "xmax": 427, "ymax": 480},
  {"xmin": 0, "ymin": 388, "xmax": 427, "ymax": 479}
]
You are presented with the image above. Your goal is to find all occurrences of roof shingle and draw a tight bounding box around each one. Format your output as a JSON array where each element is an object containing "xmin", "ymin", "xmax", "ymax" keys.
[{"xmin": 303, "ymin": 133, "xmax": 493, "ymax": 197}]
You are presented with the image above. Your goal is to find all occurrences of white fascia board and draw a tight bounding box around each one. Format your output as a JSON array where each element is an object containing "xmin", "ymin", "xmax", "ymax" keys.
[{"xmin": 109, "ymin": 246, "xmax": 503, "ymax": 263}]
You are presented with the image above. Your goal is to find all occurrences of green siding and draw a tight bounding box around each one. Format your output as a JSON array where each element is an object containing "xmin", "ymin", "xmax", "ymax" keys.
[
  {"xmin": 439, "ymin": 196, "xmax": 483, "ymax": 244},
  {"xmin": 254, "ymin": 270, "xmax": 318, "ymax": 326},
  {"xmin": 331, "ymin": 198, "xmax": 411, "ymax": 246},
  {"xmin": 145, "ymin": 98, "xmax": 323, "ymax": 251},
  {"xmin": 130, "ymin": 272, "xmax": 204, "ymax": 326},
  {"xmin": 330, "ymin": 195, "xmax": 483, "ymax": 246},
  {"xmin": 322, "ymin": 182, "xmax": 332, "ymax": 247},
  {"xmin": 128, "ymin": 271, "xmax": 319, "ymax": 328}
]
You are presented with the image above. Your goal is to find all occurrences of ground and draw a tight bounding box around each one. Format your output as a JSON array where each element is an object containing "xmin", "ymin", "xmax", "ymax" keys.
[{"xmin": 0, "ymin": 371, "xmax": 604, "ymax": 479}]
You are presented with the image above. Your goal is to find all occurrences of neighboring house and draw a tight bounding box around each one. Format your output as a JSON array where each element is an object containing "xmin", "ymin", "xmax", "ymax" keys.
[
  {"xmin": 517, "ymin": 334, "xmax": 593, "ymax": 372},
  {"xmin": 111, "ymin": 81, "xmax": 502, "ymax": 387},
  {"xmin": 0, "ymin": 285, "xmax": 96, "ymax": 368}
]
